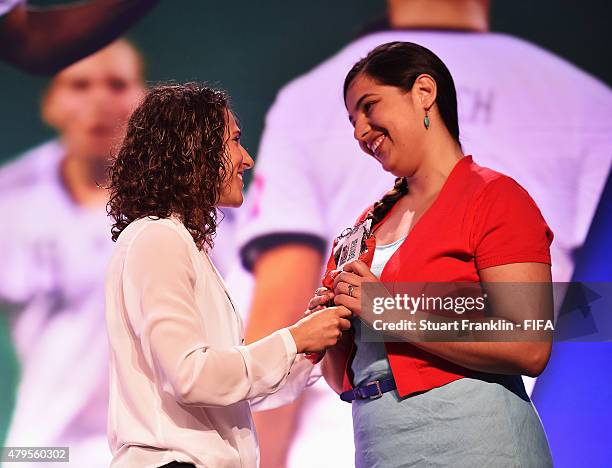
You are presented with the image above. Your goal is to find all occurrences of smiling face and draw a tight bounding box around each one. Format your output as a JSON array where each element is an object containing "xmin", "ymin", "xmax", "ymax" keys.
[
  {"xmin": 217, "ymin": 111, "xmax": 254, "ymax": 207},
  {"xmin": 345, "ymin": 72, "xmax": 431, "ymax": 177},
  {"xmin": 42, "ymin": 41, "xmax": 145, "ymax": 161}
]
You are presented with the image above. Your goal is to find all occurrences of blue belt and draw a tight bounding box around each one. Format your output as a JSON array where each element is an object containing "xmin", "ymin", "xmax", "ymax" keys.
[{"xmin": 340, "ymin": 377, "xmax": 397, "ymax": 403}]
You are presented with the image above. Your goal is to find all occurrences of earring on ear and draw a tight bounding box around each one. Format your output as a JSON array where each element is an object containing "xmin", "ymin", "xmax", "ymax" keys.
[{"xmin": 423, "ymin": 103, "xmax": 432, "ymax": 130}]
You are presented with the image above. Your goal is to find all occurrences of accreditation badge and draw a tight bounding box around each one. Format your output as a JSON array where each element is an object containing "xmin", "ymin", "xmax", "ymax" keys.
[{"xmin": 322, "ymin": 218, "xmax": 375, "ymax": 291}]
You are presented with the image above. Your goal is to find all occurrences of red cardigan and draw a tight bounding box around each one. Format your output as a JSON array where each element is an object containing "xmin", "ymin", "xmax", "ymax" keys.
[{"xmin": 334, "ymin": 156, "xmax": 553, "ymax": 398}]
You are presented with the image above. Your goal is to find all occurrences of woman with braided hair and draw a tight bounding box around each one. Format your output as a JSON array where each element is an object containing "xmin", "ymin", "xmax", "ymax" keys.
[{"xmin": 308, "ymin": 42, "xmax": 554, "ymax": 466}]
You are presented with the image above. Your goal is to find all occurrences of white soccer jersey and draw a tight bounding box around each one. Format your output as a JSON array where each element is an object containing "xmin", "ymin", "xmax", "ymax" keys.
[
  {"xmin": 0, "ymin": 141, "xmax": 238, "ymax": 467},
  {"xmin": 234, "ymin": 30, "xmax": 612, "ymax": 467},
  {"xmin": 0, "ymin": 140, "xmax": 64, "ymax": 192},
  {"xmin": 0, "ymin": 142, "xmax": 112, "ymax": 468}
]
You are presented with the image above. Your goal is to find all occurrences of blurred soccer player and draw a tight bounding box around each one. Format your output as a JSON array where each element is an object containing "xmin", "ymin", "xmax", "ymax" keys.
[{"xmin": 0, "ymin": 40, "xmax": 145, "ymax": 467}]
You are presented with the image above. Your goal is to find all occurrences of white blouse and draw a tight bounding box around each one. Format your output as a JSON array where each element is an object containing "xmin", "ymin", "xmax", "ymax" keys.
[{"xmin": 105, "ymin": 216, "xmax": 313, "ymax": 468}]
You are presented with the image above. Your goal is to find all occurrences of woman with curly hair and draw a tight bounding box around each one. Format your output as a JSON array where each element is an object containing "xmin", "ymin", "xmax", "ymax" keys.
[{"xmin": 104, "ymin": 83, "xmax": 351, "ymax": 468}]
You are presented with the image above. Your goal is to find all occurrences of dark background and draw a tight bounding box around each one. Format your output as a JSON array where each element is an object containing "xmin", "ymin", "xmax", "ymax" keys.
[{"xmin": 1, "ymin": 0, "xmax": 611, "ymax": 166}]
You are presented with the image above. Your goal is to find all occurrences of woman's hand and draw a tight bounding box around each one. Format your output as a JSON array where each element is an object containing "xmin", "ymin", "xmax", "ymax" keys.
[
  {"xmin": 289, "ymin": 305, "xmax": 352, "ymax": 354},
  {"xmin": 307, "ymin": 287, "xmax": 335, "ymax": 313},
  {"xmin": 303, "ymin": 287, "xmax": 341, "ymax": 364},
  {"xmin": 332, "ymin": 259, "xmax": 380, "ymax": 318},
  {"xmin": 304, "ymin": 288, "xmax": 356, "ymax": 389}
]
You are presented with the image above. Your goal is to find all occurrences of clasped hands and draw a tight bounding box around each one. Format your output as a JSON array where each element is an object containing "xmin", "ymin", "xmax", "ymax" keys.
[{"xmin": 303, "ymin": 260, "xmax": 380, "ymax": 363}]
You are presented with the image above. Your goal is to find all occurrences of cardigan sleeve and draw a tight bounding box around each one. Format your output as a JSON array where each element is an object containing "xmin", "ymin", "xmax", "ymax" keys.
[{"xmin": 471, "ymin": 176, "xmax": 554, "ymax": 270}]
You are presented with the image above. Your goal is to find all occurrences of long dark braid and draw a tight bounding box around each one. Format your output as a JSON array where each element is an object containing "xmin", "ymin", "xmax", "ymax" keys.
[{"xmin": 367, "ymin": 176, "xmax": 409, "ymax": 226}]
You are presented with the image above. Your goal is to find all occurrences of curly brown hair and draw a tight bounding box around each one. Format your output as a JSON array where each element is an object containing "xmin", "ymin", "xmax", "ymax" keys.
[{"xmin": 107, "ymin": 82, "xmax": 230, "ymax": 250}]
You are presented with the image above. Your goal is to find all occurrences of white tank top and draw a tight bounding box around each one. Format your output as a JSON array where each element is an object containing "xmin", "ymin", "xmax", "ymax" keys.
[{"xmin": 370, "ymin": 235, "xmax": 407, "ymax": 279}]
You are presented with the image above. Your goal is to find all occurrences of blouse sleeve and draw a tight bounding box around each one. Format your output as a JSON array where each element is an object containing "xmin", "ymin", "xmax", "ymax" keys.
[
  {"xmin": 471, "ymin": 176, "xmax": 554, "ymax": 270},
  {"xmin": 122, "ymin": 222, "xmax": 304, "ymax": 407},
  {"xmin": 249, "ymin": 356, "xmax": 320, "ymax": 411}
]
